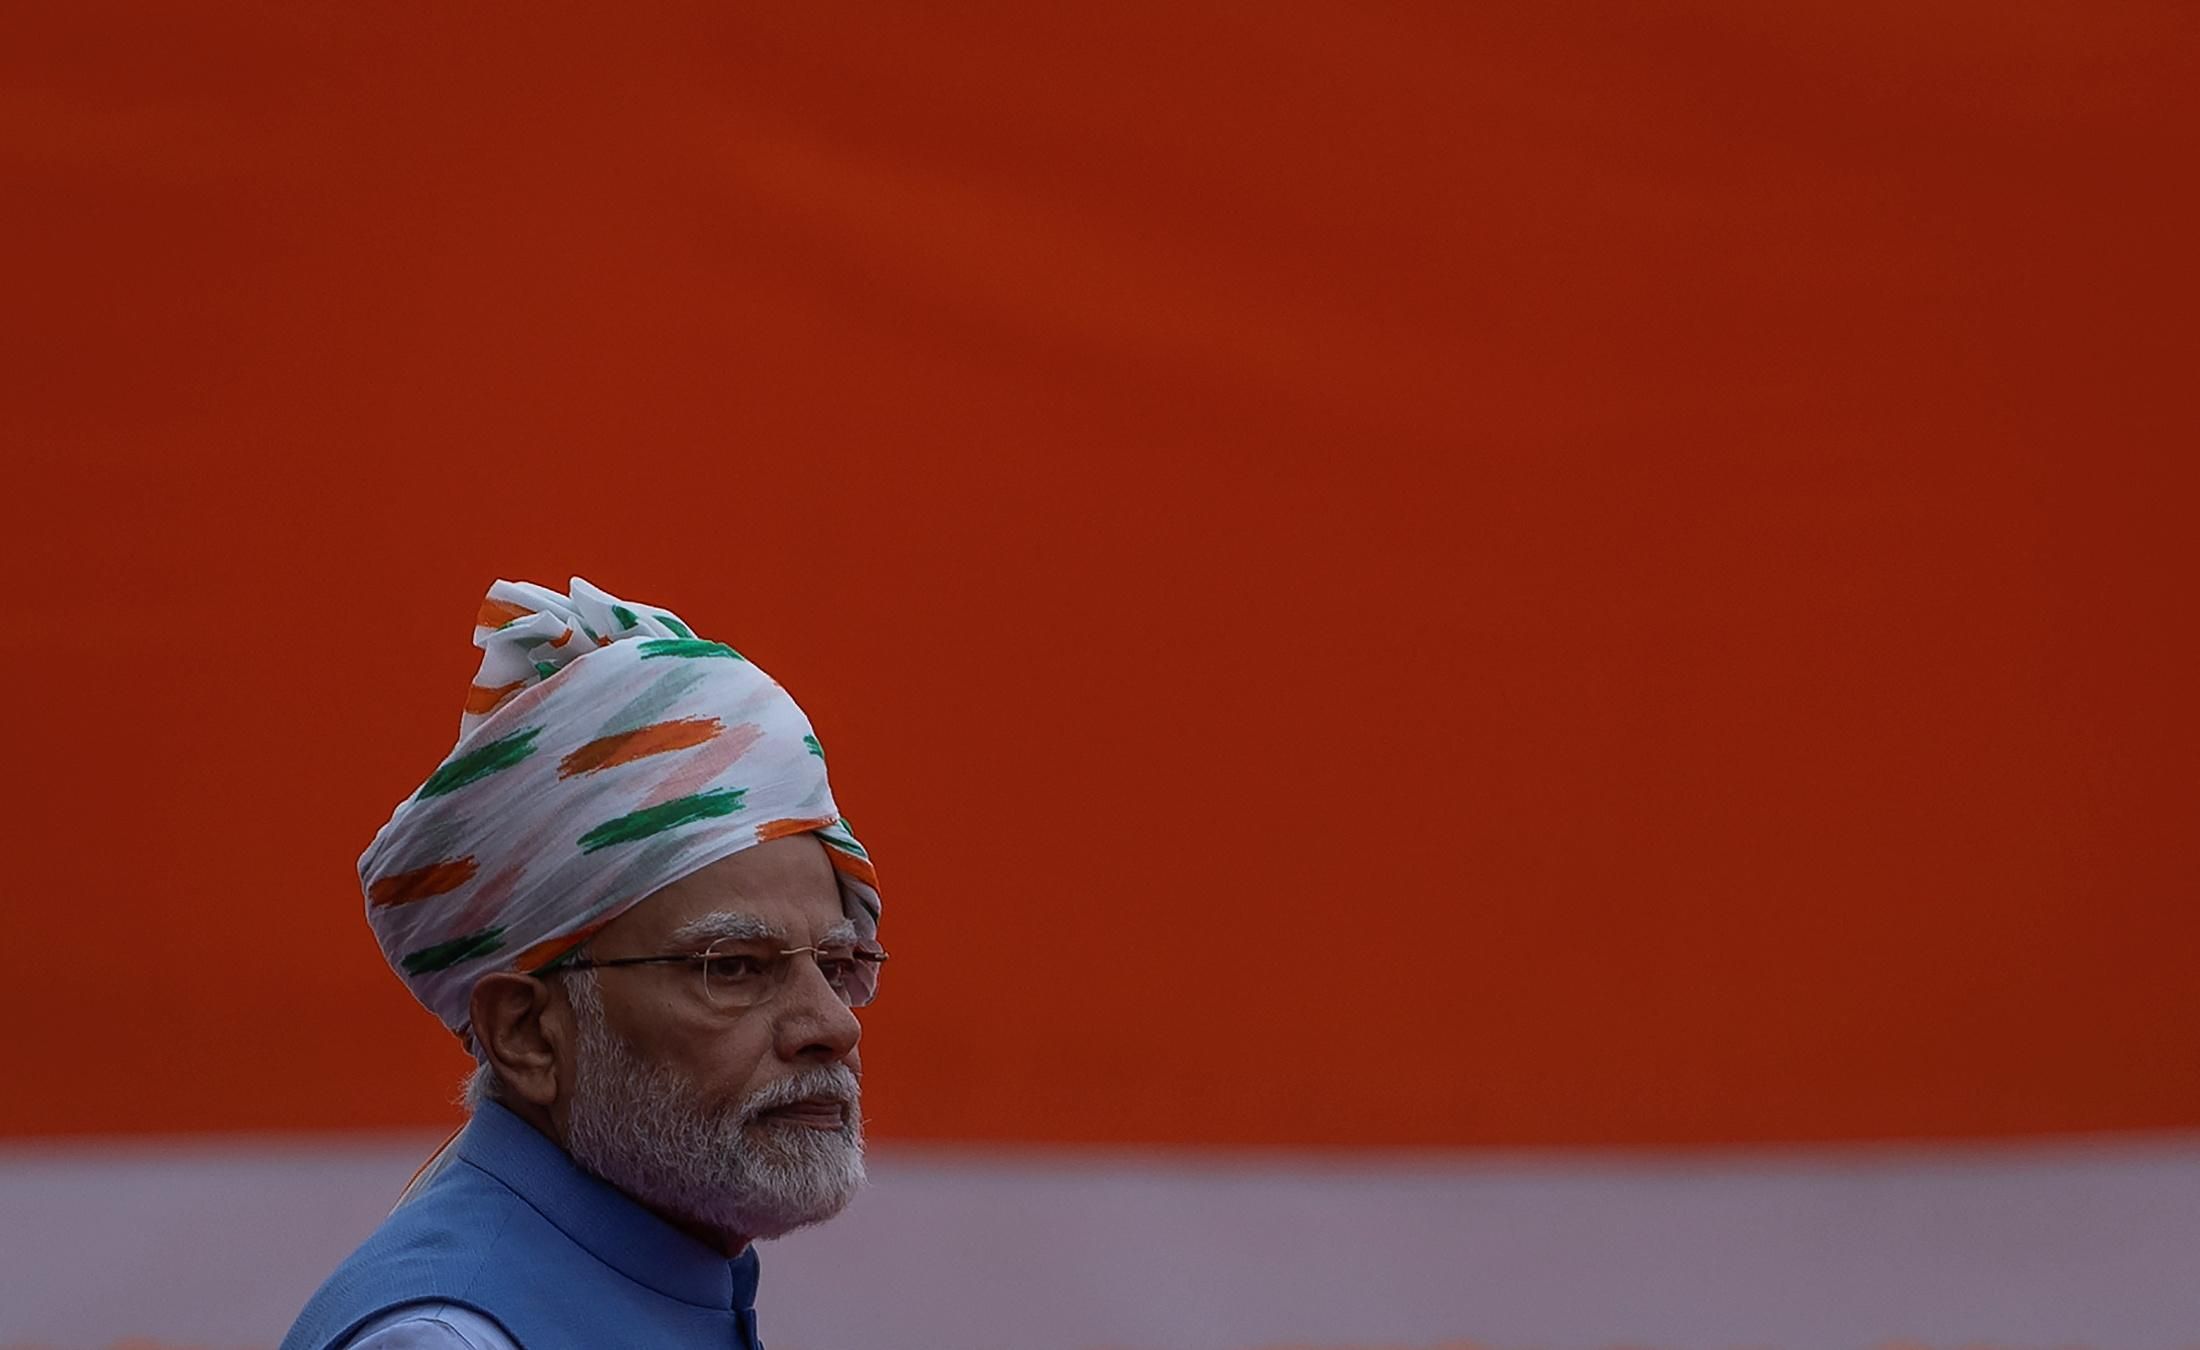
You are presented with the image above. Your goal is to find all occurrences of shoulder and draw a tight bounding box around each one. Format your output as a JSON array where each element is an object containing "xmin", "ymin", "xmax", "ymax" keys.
[
  {"xmin": 338, "ymin": 1301, "xmax": 521, "ymax": 1349},
  {"xmin": 338, "ymin": 1162, "xmax": 533, "ymax": 1286},
  {"xmin": 282, "ymin": 1163, "xmax": 536, "ymax": 1350}
]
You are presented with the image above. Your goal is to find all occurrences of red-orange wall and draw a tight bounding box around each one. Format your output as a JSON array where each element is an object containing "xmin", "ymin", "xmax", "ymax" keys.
[{"xmin": 3, "ymin": 4, "xmax": 2193, "ymax": 1148}]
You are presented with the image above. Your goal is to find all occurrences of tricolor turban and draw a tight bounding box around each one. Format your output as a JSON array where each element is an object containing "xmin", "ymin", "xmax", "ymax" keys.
[{"xmin": 359, "ymin": 577, "xmax": 880, "ymax": 1042}]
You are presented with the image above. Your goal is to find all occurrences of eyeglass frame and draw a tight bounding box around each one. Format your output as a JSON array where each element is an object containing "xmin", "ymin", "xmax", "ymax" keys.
[{"xmin": 544, "ymin": 936, "xmax": 890, "ymax": 1010}]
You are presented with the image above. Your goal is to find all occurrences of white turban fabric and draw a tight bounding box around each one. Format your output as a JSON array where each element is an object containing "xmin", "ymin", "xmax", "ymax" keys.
[{"xmin": 358, "ymin": 577, "xmax": 880, "ymax": 1041}]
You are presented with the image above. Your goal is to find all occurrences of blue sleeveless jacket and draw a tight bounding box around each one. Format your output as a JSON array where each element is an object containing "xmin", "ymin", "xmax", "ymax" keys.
[{"xmin": 281, "ymin": 1102, "xmax": 765, "ymax": 1350}]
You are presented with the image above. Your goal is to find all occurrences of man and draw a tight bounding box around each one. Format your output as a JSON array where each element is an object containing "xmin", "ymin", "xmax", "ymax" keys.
[{"xmin": 282, "ymin": 577, "xmax": 886, "ymax": 1350}]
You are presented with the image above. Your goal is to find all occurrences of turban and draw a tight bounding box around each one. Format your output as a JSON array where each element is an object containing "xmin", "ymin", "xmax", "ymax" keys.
[{"xmin": 359, "ymin": 576, "xmax": 880, "ymax": 1041}]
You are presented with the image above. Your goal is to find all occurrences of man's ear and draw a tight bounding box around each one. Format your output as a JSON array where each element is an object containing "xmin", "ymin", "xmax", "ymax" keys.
[{"xmin": 468, "ymin": 972, "xmax": 568, "ymax": 1109}]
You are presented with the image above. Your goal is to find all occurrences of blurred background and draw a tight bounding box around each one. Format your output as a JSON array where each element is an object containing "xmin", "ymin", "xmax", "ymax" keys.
[{"xmin": 2, "ymin": 4, "xmax": 2195, "ymax": 1348}]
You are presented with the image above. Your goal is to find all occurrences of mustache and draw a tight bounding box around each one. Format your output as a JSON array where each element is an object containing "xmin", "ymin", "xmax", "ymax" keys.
[{"xmin": 738, "ymin": 1063, "xmax": 863, "ymax": 1123}]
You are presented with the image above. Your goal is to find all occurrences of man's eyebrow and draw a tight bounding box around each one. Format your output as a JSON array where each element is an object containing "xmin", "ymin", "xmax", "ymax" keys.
[
  {"xmin": 666, "ymin": 913, "xmax": 784, "ymax": 947},
  {"xmin": 664, "ymin": 913, "xmax": 865, "ymax": 949}
]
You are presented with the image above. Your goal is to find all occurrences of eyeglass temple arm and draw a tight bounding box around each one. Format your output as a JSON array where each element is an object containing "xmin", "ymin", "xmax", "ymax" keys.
[{"xmin": 771, "ymin": 945, "xmax": 889, "ymax": 962}]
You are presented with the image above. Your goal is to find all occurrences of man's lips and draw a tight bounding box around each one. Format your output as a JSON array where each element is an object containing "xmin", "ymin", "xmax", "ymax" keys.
[{"xmin": 756, "ymin": 1097, "xmax": 849, "ymax": 1130}]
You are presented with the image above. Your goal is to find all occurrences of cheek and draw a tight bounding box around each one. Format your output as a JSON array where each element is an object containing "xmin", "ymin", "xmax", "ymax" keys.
[
  {"xmin": 604, "ymin": 991, "xmax": 771, "ymax": 1108},
  {"xmin": 666, "ymin": 1017, "xmax": 777, "ymax": 1108}
]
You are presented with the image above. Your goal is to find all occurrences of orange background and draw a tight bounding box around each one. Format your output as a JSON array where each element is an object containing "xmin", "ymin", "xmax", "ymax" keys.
[{"xmin": 2, "ymin": 3, "xmax": 2193, "ymax": 1149}]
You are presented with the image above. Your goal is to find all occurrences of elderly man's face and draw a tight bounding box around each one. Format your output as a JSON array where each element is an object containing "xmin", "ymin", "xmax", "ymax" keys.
[{"xmin": 552, "ymin": 834, "xmax": 867, "ymax": 1246}]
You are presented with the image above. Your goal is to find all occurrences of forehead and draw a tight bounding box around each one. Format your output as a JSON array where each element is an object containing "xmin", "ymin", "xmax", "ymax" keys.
[{"xmin": 605, "ymin": 833, "xmax": 844, "ymax": 948}]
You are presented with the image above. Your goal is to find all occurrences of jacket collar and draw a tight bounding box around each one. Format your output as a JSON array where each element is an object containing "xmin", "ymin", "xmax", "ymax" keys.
[{"xmin": 454, "ymin": 1101, "xmax": 761, "ymax": 1310}]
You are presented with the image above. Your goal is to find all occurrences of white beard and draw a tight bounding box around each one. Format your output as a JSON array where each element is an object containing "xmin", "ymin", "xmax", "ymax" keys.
[{"xmin": 560, "ymin": 971, "xmax": 866, "ymax": 1243}]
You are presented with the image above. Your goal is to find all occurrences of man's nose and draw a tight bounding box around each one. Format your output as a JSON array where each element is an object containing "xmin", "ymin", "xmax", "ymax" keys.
[{"xmin": 774, "ymin": 958, "xmax": 863, "ymax": 1061}]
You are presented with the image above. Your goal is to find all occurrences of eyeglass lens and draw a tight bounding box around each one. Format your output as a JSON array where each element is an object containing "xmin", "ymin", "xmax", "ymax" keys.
[{"xmin": 699, "ymin": 941, "xmax": 883, "ymax": 1010}]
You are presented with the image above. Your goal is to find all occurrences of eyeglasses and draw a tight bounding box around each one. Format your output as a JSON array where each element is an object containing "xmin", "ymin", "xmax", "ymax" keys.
[{"xmin": 552, "ymin": 938, "xmax": 889, "ymax": 1010}]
